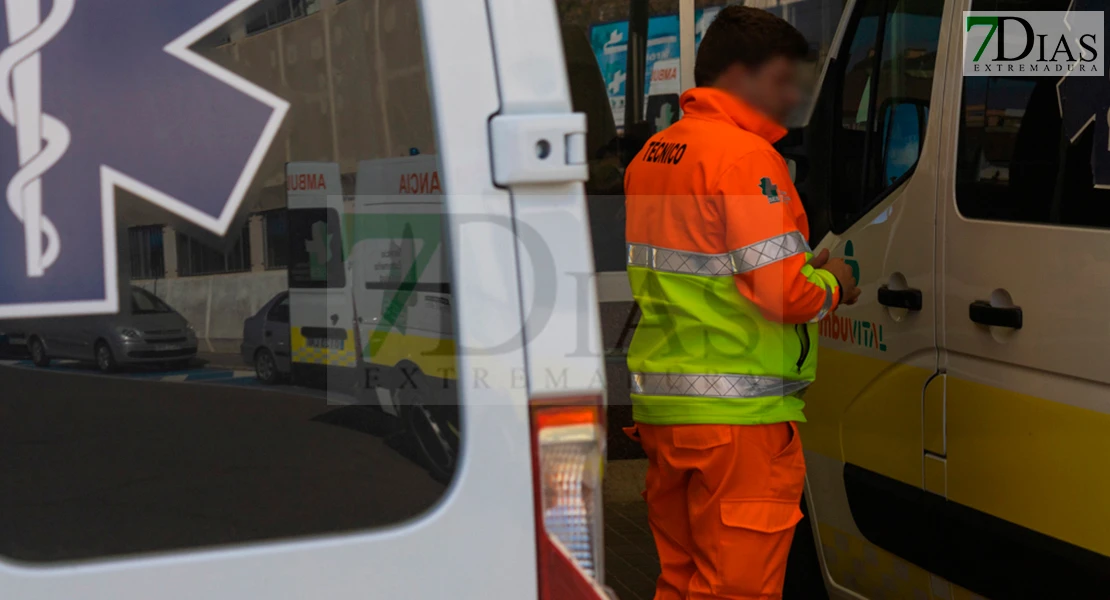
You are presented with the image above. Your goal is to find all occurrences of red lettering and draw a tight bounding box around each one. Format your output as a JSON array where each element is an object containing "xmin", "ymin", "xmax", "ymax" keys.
[
  {"xmin": 839, "ymin": 317, "xmax": 852, "ymax": 342},
  {"xmin": 652, "ymin": 67, "xmax": 676, "ymax": 82},
  {"xmin": 398, "ymin": 171, "xmax": 443, "ymax": 194},
  {"xmin": 287, "ymin": 173, "xmax": 327, "ymax": 191}
]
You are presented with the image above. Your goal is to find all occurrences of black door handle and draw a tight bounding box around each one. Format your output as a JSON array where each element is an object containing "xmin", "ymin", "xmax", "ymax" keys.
[
  {"xmin": 878, "ymin": 286, "xmax": 922, "ymax": 311},
  {"xmin": 264, "ymin": 330, "xmax": 272, "ymax": 338},
  {"xmin": 969, "ymin": 300, "xmax": 1022, "ymax": 329}
]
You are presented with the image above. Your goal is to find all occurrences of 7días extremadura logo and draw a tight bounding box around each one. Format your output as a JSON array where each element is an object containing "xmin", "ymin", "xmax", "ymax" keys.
[{"xmin": 964, "ymin": 10, "xmax": 1104, "ymax": 76}]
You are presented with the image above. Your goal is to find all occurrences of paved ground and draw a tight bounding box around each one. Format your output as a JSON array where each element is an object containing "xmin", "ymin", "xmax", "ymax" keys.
[
  {"xmin": 0, "ymin": 358, "xmax": 442, "ymax": 562},
  {"xmin": 605, "ymin": 500, "xmax": 660, "ymax": 600}
]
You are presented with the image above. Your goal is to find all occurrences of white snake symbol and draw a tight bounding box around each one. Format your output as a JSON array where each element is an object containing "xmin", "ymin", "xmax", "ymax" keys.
[{"xmin": 0, "ymin": 0, "xmax": 74, "ymax": 277}]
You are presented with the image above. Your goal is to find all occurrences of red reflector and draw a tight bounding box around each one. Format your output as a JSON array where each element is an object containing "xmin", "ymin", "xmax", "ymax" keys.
[
  {"xmin": 534, "ymin": 405, "xmax": 598, "ymax": 429},
  {"xmin": 530, "ymin": 395, "xmax": 612, "ymax": 600}
]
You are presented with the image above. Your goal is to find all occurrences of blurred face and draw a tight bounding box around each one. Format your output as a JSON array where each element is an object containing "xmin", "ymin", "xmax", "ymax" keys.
[{"xmin": 717, "ymin": 56, "xmax": 802, "ymax": 124}]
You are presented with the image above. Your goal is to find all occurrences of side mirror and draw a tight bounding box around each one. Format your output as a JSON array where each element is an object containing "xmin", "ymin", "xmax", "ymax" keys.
[{"xmin": 878, "ymin": 98, "xmax": 928, "ymax": 185}]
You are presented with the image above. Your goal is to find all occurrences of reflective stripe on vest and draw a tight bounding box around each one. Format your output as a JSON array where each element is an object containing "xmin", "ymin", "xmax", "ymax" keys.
[
  {"xmin": 631, "ymin": 372, "xmax": 811, "ymax": 398},
  {"xmin": 810, "ymin": 281, "xmax": 834, "ymax": 324},
  {"xmin": 627, "ymin": 230, "xmax": 809, "ymax": 276}
]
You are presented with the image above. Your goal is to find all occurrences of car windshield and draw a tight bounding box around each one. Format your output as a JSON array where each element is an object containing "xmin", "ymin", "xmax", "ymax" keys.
[{"xmin": 131, "ymin": 288, "xmax": 173, "ymax": 314}]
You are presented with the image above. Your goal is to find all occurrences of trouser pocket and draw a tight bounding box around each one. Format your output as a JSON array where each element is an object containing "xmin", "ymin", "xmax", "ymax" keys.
[{"xmin": 713, "ymin": 499, "xmax": 804, "ymax": 598}]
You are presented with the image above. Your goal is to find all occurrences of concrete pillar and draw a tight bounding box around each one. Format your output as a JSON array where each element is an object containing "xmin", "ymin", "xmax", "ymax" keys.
[
  {"xmin": 249, "ymin": 214, "xmax": 266, "ymax": 272},
  {"xmin": 116, "ymin": 220, "xmax": 131, "ymax": 315},
  {"xmin": 228, "ymin": 15, "xmax": 247, "ymax": 42},
  {"xmin": 162, "ymin": 226, "xmax": 179, "ymax": 278}
]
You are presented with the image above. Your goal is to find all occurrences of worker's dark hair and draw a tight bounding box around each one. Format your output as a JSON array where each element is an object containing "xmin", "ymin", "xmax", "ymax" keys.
[{"xmin": 694, "ymin": 6, "xmax": 809, "ymax": 87}]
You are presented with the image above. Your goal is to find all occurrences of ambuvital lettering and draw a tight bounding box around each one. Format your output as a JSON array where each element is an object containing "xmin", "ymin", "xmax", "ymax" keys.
[{"xmin": 819, "ymin": 315, "xmax": 887, "ymax": 352}]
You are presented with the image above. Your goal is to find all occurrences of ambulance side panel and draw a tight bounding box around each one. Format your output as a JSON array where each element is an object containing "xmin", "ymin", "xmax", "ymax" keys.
[
  {"xmin": 933, "ymin": 0, "xmax": 1110, "ymax": 596},
  {"xmin": 286, "ymin": 162, "xmax": 359, "ymax": 382},
  {"xmin": 349, "ymin": 155, "xmax": 455, "ymax": 405},
  {"xmin": 794, "ymin": 0, "xmax": 950, "ymax": 598}
]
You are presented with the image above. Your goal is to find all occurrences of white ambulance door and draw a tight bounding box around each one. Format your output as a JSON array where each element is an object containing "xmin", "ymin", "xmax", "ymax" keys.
[
  {"xmin": 781, "ymin": 0, "xmax": 950, "ymax": 597},
  {"xmin": 286, "ymin": 162, "xmax": 357, "ymax": 383},
  {"xmin": 0, "ymin": 0, "xmax": 552, "ymax": 598},
  {"xmin": 934, "ymin": 1, "xmax": 1110, "ymax": 596}
]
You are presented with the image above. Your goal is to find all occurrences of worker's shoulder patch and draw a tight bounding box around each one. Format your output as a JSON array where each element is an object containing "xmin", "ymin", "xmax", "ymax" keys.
[{"xmin": 758, "ymin": 176, "xmax": 791, "ymax": 204}]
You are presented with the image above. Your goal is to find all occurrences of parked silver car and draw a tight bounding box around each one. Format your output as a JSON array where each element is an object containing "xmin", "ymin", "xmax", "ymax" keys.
[
  {"xmin": 241, "ymin": 292, "xmax": 291, "ymax": 384},
  {"xmin": 24, "ymin": 287, "xmax": 198, "ymax": 372}
]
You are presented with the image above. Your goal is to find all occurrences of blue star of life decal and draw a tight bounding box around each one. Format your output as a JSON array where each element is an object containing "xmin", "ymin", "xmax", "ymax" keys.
[
  {"xmin": 0, "ymin": 0, "xmax": 289, "ymax": 318},
  {"xmin": 1056, "ymin": 1, "xmax": 1110, "ymax": 189}
]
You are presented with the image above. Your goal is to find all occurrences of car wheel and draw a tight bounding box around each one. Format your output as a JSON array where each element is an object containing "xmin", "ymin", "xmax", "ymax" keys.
[
  {"xmin": 396, "ymin": 380, "xmax": 458, "ymax": 483},
  {"xmin": 254, "ymin": 348, "xmax": 279, "ymax": 384},
  {"xmin": 28, "ymin": 337, "xmax": 49, "ymax": 368},
  {"xmin": 95, "ymin": 341, "xmax": 117, "ymax": 373}
]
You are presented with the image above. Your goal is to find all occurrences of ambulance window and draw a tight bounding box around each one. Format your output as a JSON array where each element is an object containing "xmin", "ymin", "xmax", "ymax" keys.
[
  {"xmin": 955, "ymin": 3, "xmax": 1110, "ymax": 226},
  {"xmin": 829, "ymin": 0, "xmax": 943, "ymax": 233},
  {"xmin": 288, "ymin": 208, "xmax": 346, "ymax": 288},
  {"xmin": 0, "ymin": 0, "xmax": 460, "ymax": 562},
  {"xmin": 555, "ymin": 0, "xmax": 680, "ymax": 273}
]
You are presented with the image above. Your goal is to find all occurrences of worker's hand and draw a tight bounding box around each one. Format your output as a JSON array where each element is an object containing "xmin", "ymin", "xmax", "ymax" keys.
[
  {"xmin": 807, "ymin": 248, "xmax": 831, "ymax": 269},
  {"xmin": 821, "ymin": 258, "xmax": 862, "ymax": 306}
]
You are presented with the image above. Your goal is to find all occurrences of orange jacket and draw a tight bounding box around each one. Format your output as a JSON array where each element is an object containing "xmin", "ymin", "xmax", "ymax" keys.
[
  {"xmin": 625, "ymin": 87, "xmax": 840, "ymax": 323},
  {"xmin": 623, "ymin": 87, "xmax": 840, "ymax": 425}
]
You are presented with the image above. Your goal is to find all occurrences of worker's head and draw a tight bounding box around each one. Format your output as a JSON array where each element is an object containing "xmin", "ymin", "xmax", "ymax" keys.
[{"xmin": 695, "ymin": 6, "xmax": 809, "ymax": 124}]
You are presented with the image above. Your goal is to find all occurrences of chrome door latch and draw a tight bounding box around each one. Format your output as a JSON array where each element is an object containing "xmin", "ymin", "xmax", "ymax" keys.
[{"xmin": 489, "ymin": 113, "xmax": 588, "ymax": 186}]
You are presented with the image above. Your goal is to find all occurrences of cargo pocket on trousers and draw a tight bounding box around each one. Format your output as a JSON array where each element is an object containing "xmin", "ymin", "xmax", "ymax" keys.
[
  {"xmin": 714, "ymin": 499, "xmax": 804, "ymax": 597},
  {"xmin": 769, "ymin": 422, "xmax": 806, "ymax": 499}
]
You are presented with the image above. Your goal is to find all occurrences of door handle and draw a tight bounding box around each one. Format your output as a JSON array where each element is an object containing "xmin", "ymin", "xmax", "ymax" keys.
[
  {"xmin": 877, "ymin": 286, "xmax": 922, "ymax": 311},
  {"xmin": 264, "ymin": 331, "xmax": 272, "ymax": 338},
  {"xmin": 969, "ymin": 300, "xmax": 1023, "ymax": 329}
]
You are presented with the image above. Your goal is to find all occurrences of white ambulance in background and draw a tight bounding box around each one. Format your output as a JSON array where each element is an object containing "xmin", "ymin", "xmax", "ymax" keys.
[
  {"xmin": 286, "ymin": 156, "xmax": 458, "ymax": 481},
  {"xmin": 645, "ymin": 57, "xmax": 680, "ymax": 133}
]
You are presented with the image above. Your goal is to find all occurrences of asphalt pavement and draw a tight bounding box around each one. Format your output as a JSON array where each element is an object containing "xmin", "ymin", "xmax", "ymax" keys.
[{"xmin": 0, "ymin": 359, "xmax": 444, "ymax": 562}]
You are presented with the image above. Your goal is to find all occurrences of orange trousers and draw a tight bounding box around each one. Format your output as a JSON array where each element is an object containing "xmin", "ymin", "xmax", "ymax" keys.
[{"xmin": 627, "ymin": 422, "xmax": 806, "ymax": 600}]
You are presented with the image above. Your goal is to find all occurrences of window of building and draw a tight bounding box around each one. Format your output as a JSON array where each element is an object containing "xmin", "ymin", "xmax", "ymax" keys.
[
  {"xmin": 263, "ymin": 209, "xmax": 289, "ymax": 269},
  {"xmin": 176, "ymin": 224, "xmax": 252, "ymax": 277},
  {"xmin": 956, "ymin": 1, "xmax": 1110, "ymax": 226},
  {"xmin": 829, "ymin": 0, "xmax": 943, "ymax": 233},
  {"xmin": 244, "ymin": 0, "xmax": 321, "ymax": 35},
  {"xmin": 128, "ymin": 225, "xmax": 165, "ymax": 280}
]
